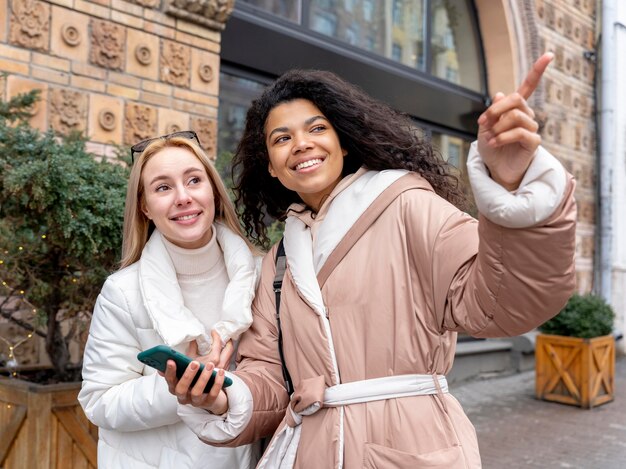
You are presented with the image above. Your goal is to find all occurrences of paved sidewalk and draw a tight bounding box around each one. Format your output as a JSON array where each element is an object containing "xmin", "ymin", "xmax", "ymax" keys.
[{"xmin": 451, "ymin": 354, "xmax": 626, "ymax": 468}]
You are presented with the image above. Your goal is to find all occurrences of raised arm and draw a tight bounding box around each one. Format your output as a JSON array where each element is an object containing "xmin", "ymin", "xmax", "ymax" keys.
[{"xmin": 477, "ymin": 52, "xmax": 554, "ymax": 191}]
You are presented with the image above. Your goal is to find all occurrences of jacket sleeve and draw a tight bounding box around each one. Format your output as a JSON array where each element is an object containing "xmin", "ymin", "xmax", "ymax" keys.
[
  {"xmin": 417, "ymin": 148, "xmax": 576, "ymax": 337},
  {"xmin": 178, "ymin": 248, "xmax": 290, "ymax": 447},
  {"xmin": 78, "ymin": 276, "xmax": 180, "ymax": 431}
]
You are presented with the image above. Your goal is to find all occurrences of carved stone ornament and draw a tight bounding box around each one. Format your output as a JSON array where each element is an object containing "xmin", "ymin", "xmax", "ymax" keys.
[
  {"xmin": 165, "ymin": 123, "xmax": 182, "ymax": 134},
  {"xmin": 50, "ymin": 89, "xmax": 88, "ymax": 134},
  {"xmin": 191, "ymin": 117, "xmax": 216, "ymax": 158},
  {"xmin": 90, "ymin": 20, "xmax": 125, "ymax": 71},
  {"xmin": 124, "ymin": 104, "xmax": 157, "ymax": 145},
  {"xmin": 198, "ymin": 63, "xmax": 213, "ymax": 83},
  {"xmin": 135, "ymin": 44, "xmax": 153, "ymax": 66},
  {"xmin": 61, "ymin": 24, "xmax": 81, "ymax": 47},
  {"xmin": 9, "ymin": 0, "xmax": 51, "ymax": 51},
  {"xmin": 98, "ymin": 109, "xmax": 117, "ymax": 131},
  {"xmin": 165, "ymin": 0, "xmax": 235, "ymax": 31},
  {"xmin": 161, "ymin": 41, "xmax": 191, "ymax": 88}
]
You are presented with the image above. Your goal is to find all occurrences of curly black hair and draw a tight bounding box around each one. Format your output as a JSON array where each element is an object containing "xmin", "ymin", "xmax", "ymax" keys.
[{"xmin": 232, "ymin": 69, "xmax": 467, "ymax": 248}]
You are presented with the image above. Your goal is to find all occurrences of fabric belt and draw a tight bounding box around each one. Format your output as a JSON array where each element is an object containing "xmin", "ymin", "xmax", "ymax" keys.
[{"xmin": 257, "ymin": 374, "xmax": 448, "ymax": 469}]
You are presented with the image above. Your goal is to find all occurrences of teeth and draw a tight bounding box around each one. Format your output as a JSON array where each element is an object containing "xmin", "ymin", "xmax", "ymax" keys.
[
  {"xmin": 174, "ymin": 214, "xmax": 198, "ymax": 221},
  {"xmin": 296, "ymin": 159, "xmax": 323, "ymax": 170}
]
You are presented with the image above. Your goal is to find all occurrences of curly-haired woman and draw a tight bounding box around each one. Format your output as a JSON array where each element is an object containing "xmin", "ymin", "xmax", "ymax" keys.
[{"xmin": 169, "ymin": 53, "xmax": 576, "ymax": 468}]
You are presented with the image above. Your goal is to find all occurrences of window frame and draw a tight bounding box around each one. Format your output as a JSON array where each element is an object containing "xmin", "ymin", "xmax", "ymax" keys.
[{"xmin": 223, "ymin": 0, "xmax": 488, "ymax": 136}]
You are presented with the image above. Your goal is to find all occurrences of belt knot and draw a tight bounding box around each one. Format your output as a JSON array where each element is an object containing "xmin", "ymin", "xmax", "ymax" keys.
[{"xmin": 285, "ymin": 375, "xmax": 326, "ymax": 428}]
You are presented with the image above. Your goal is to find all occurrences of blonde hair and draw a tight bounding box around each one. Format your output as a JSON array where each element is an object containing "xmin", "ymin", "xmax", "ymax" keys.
[{"xmin": 120, "ymin": 136, "xmax": 256, "ymax": 269}]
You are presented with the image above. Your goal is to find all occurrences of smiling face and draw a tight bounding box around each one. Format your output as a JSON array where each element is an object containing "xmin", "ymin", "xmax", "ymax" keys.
[
  {"xmin": 265, "ymin": 99, "xmax": 347, "ymax": 211},
  {"xmin": 141, "ymin": 146, "xmax": 215, "ymax": 249}
]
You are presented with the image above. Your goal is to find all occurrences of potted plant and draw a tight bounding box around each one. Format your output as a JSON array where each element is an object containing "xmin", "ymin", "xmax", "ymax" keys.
[
  {"xmin": 0, "ymin": 87, "xmax": 128, "ymax": 467},
  {"xmin": 535, "ymin": 293, "xmax": 616, "ymax": 408}
]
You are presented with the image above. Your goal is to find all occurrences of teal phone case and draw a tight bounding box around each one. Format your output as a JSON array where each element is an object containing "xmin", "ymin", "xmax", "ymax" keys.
[{"xmin": 137, "ymin": 344, "xmax": 233, "ymax": 390}]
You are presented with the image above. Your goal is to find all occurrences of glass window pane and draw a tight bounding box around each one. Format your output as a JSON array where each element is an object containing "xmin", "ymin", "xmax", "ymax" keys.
[
  {"xmin": 217, "ymin": 72, "xmax": 266, "ymax": 187},
  {"xmin": 239, "ymin": 0, "xmax": 301, "ymax": 22},
  {"xmin": 430, "ymin": 130, "xmax": 476, "ymax": 216},
  {"xmin": 307, "ymin": 0, "xmax": 427, "ymax": 71},
  {"xmin": 430, "ymin": 0, "xmax": 482, "ymax": 91}
]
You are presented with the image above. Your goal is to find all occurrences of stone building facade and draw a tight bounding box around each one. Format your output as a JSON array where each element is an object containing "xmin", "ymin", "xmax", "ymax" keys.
[
  {"xmin": 0, "ymin": 0, "xmax": 229, "ymax": 159},
  {"xmin": 1, "ymin": 0, "xmax": 617, "ymax": 363},
  {"xmin": 0, "ymin": 0, "xmax": 233, "ymax": 367}
]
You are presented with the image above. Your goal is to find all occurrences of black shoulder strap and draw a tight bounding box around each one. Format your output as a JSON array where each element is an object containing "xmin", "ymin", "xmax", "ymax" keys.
[{"xmin": 273, "ymin": 238, "xmax": 294, "ymax": 395}]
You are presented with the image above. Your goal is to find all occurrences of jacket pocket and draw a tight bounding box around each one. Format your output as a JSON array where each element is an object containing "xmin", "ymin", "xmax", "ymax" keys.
[{"xmin": 363, "ymin": 442, "xmax": 466, "ymax": 469}]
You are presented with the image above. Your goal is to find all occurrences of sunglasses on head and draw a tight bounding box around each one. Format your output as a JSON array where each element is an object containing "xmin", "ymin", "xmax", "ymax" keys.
[{"xmin": 130, "ymin": 130, "xmax": 201, "ymax": 163}]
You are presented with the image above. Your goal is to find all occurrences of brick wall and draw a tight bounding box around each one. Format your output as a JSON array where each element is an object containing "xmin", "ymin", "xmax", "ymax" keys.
[
  {"xmin": 0, "ymin": 0, "xmax": 232, "ymax": 367},
  {"xmin": 536, "ymin": 0, "xmax": 598, "ymax": 293},
  {"xmin": 0, "ymin": 0, "xmax": 227, "ymax": 159}
]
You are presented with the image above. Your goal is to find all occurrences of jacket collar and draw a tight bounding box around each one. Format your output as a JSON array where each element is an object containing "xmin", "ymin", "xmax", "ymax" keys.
[
  {"xmin": 283, "ymin": 169, "xmax": 408, "ymax": 317},
  {"xmin": 137, "ymin": 223, "xmax": 257, "ymax": 353}
]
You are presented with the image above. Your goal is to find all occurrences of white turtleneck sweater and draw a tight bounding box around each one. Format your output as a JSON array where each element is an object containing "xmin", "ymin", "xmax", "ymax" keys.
[{"xmin": 161, "ymin": 227, "xmax": 229, "ymax": 338}]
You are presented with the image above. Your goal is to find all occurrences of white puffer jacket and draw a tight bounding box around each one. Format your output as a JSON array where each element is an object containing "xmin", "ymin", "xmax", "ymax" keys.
[{"xmin": 78, "ymin": 224, "xmax": 260, "ymax": 469}]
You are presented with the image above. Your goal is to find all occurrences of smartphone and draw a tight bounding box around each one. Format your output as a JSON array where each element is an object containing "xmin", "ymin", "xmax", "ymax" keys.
[{"xmin": 137, "ymin": 344, "xmax": 233, "ymax": 391}]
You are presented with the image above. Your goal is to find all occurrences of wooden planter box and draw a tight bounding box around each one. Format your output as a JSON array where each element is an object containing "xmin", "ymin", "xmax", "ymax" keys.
[
  {"xmin": 0, "ymin": 378, "xmax": 98, "ymax": 468},
  {"xmin": 535, "ymin": 334, "xmax": 615, "ymax": 408}
]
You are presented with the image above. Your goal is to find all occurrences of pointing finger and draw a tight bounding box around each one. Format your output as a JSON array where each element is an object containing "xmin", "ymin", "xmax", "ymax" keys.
[{"xmin": 517, "ymin": 52, "xmax": 554, "ymax": 100}]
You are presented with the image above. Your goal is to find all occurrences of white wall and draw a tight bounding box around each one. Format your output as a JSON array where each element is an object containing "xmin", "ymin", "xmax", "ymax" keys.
[{"xmin": 612, "ymin": 1, "xmax": 626, "ymax": 352}]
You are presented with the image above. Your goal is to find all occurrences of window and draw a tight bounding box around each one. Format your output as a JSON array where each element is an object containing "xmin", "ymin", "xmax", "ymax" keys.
[
  {"xmin": 239, "ymin": 0, "xmax": 301, "ymax": 22},
  {"xmin": 392, "ymin": 43, "xmax": 402, "ymax": 61},
  {"xmin": 311, "ymin": 11, "xmax": 338, "ymax": 36},
  {"xmin": 362, "ymin": 0, "xmax": 374, "ymax": 21},
  {"xmin": 393, "ymin": 0, "xmax": 403, "ymax": 25},
  {"xmin": 308, "ymin": 0, "xmax": 425, "ymax": 70},
  {"xmin": 430, "ymin": 0, "xmax": 482, "ymax": 91},
  {"xmin": 216, "ymin": 71, "xmax": 267, "ymax": 187},
  {"xmin": 221, "ymin": 0, "xmax": 486, "ymax": 139}
]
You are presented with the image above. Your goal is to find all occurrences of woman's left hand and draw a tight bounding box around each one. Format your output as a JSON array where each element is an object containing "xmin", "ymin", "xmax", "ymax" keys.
[
  {"xmin": 477, "ymin": 52, "xmax": 553, "ymax": 191},
  {"xmin": 204, "ymin": 330, "xmax": 234, "ymax": 369}
]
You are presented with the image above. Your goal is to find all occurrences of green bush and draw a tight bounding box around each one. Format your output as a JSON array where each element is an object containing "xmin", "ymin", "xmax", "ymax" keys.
[
  {"xmin": 539, "ymin": 293, "xmax": 615, "ymax": 339},
  {"xmin": 0, "ymin": 86, "xmax": 129, "ymax": 381}
]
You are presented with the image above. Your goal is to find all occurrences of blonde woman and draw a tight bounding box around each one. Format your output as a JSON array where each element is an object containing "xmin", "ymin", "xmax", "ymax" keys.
[{"xmin": 79, "ymin": 132, "xmax": 260, "ymax": 468}]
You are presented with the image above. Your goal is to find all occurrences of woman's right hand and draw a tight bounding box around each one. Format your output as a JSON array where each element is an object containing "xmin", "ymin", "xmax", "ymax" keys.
[{"xmin": 162, "ymin": 359, "xmax": 229, "ymax": 414}]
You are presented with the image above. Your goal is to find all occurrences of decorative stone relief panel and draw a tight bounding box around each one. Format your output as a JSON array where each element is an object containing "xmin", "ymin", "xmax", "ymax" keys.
[
  {"xmin": 198, "ymin": 63, "xmax": 213, "ymax": 82},
  {"xmin": 581, "ymin": 236, "xmax": 594, "ymax": 258},
  {"xmin": 90, "ymin": 19, "xmax": 126, "ymax": 71},
  {"xmin": 157, "ymin": 107, "xmax": 189, "ymax": 137},
  {"xmin": 165, "ymin": 0, "xmax": 234, "ymax": 31},
  {"xmin": 575, "ymin": 270, "xmax": 593, "ymax": 293},
  {"xmin": 50, "ymin": 6, "xmax": 90, "ymax": 62},
  {"xmin": 124, "ymin": 103, "xmax": 158, "ymax": 146},
  {"xmin": 191, "ymin": 48, "xmax": 219, "ymax": 94},
  {"xmin": 126, "ymin": 29, "xmax": 159, "ymax": 80},
  {"xmin": 50, "ymin": 88, "xmax": 88, "ymax": 134},
  {"xmin": 9, "ymin": 0, "xmax": 50, "ymax": 51},
  {"xmin": 578, "ymin": 202, "xmax": 595, "ymax": 227},
  {"xmin": 135, "ymin": 44, "xmax": 153, "ymax": 66},
  {"xmin": 191, "ymin": 117, "xmax": 217, "ymax": 159},
  {"xmin": 89, "ymin": 94, "xmax": 124, "ymax": 145},
  {"xmin": 6, "ymin": 76, "xmax": 48, "ymax": 131},
  {"xmin": 161, "ymin": 40, "xmax": 191, "ymax": 88},
  {"xmin": 544, "ymin": 119, "xmax": 562, "ymax": 144}
]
